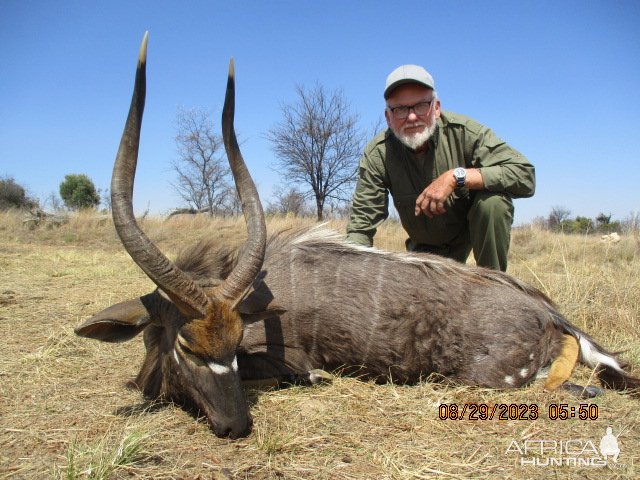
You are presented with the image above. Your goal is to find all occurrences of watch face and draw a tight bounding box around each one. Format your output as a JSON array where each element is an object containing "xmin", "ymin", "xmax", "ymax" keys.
[{"xmin": 454, "ymin": 167, "xmax": 466, "ymax": 186}]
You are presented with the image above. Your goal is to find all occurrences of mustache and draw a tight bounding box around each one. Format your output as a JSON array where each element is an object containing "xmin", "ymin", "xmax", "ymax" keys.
[
  {"xmin": 392, "ymin": 121, "xmax": 437, "ymax": 150},
  {"xmin": 401, "ymin": 122, "xmax": 427, "ymax": 132}
]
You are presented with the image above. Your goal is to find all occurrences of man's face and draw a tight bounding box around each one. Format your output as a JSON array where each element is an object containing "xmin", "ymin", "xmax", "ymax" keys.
[{"xmin": 385, "ymin": 83, "xmax": 440, "ymax": 150}]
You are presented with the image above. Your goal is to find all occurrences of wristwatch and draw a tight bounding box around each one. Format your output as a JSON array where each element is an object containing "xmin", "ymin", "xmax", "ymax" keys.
[{"xmin": 453, "ymin": 167, "xmax": 467, "ymax": 187}]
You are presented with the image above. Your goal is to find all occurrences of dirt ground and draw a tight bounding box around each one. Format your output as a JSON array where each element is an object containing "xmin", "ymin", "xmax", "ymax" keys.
[{"xmin": 1, "ymin": 215, "xmax": 639, "ymax": 479}]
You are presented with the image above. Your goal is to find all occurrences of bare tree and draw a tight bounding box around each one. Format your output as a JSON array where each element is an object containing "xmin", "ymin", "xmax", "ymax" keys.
[
  {"xmin": 220, "ymin": 183, "xmax": 242, "ymax": 216},
  {"xmin": 267, "ymin": 84, "xmax": 364, "ymax": 221},
  {"xmin": 595, "ymin": 212, "xmax": 612, "ymax": 227},
  {"xmin": 44, "ymin": 192, "xmax": 63, "ymax": 212},
  {"xmin": 548, "ymin": 205, "xmax": 572, "ymax": 230},
  {"xmin": 622, "ymin": 211, "xmax": 639, "ymax": 234},
  {"xmin": 172, "ymin": 107, "xmax": 231, "ymax": 215},
  {"xmin": 266, "ymin": 186, "xmax": 310, "ymax": 216},
  {"xmin": 100, "ymin": 187, "xmax": 112, "ymax": 212}
]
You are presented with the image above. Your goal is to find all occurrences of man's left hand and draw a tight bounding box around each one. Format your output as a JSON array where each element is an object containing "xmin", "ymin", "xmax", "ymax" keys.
[{"xmin": 415, "ymin": 170, "xmax": 456, "ymax": 218}]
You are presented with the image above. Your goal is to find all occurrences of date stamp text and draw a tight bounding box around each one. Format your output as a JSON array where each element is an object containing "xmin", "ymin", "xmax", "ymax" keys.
[{"xmin": 438, "ymin": 403, "xmax": 599, "ymax": 421}]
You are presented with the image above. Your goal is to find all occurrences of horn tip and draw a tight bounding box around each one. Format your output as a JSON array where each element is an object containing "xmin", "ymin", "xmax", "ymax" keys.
[
  {"xmin": 138, "ymin": 31, "xmax": 149, "ymax": 64},
  {"xmin": 228, "ymin": 58, "xmax": 235, "ymax": 79}
]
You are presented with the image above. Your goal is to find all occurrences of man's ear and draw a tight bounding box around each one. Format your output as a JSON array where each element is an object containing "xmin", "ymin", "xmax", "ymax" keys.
[
  {"xmin": 434, "ymin": 99, "xmax": 442, "ymax": 119},
  {"xmin": 75, "ymin": 297, "xmax": 152, "ymax": 343}
]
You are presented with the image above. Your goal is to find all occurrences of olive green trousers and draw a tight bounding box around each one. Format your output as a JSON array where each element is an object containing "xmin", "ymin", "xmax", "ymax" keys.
[{"xmin": 405, "ymin": 191, "xmax": 514, "ymax": 271}]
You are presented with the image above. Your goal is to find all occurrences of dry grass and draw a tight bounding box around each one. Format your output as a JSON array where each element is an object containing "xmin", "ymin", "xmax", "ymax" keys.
[{"xmin": 1, "ymin": 211, "xmax": 639, "ymax": 479}]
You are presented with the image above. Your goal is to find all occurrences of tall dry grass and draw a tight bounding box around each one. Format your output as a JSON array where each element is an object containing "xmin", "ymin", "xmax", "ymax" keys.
[{"xmin": 1, "ymin": 210, "xmax": 639, "ymax": 479}]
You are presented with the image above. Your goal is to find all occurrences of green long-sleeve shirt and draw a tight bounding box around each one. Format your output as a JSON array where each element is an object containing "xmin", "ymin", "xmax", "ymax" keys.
[{"xmin": 346, "ymin": 111, "xmax": 535, "ymax": 247}]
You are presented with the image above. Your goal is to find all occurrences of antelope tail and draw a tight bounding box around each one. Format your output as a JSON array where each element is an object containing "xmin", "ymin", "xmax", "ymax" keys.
[
  {"xmin": 577, "ymin": 335, "xmax": 640, "ymax": 392},
  {"xmin": 548, "ymin": 310, "xmax": 640, "ymax": 395}
]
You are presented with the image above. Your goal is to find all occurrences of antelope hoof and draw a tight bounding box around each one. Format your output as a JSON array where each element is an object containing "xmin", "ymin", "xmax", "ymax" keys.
[
  {"xmin": 125, "ymin": 378, "xmax": 141, "ymax": 390},
  {"xmin": 561, "ymin": 382, "xmax": 605, "ymax": 399},
  {"xmin": 308, "ymin": 369, "xmax": 334, "ymax": 384}
]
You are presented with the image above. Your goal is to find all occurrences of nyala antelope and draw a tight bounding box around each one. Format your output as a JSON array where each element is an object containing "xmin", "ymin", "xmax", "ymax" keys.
[{"xmin": 76, "ymin": 33, "xmax": 640, "ymax": 438}]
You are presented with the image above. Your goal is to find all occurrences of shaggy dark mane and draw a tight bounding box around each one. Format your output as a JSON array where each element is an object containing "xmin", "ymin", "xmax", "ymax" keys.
[{"xmin": 174, "ymin": 240, "xmax": 238, "ymax": 281}]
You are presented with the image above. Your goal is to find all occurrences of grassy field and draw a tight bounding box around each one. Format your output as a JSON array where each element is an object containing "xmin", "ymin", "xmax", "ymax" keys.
[{"xmin": 1, "ymin": 211, "xmax": 639, "ymax": 479}]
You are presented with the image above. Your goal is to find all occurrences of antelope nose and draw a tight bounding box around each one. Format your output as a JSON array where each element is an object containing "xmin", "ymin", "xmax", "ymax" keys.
[
  {"xmin": 233, "ymin": 415, "xmax": 253, "ymax": 439},
  {"xmin": 214, "ymin": 414, "xmax": 253, "ymax": 439}
]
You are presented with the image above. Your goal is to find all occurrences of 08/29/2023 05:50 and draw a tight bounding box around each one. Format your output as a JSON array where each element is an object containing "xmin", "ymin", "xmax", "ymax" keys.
[{"xmin": 438, "ymin": 403, "xmax": 599, "ymax": 421}]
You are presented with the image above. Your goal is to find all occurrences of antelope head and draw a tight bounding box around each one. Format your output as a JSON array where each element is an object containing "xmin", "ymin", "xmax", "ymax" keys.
[{"xmin": 75, "ymin": 32, "xmax": 266, "ymax": 439}]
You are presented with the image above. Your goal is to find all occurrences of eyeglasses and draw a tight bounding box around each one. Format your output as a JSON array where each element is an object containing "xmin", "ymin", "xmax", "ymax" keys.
[{"xmin": 387, "ymin": 100, "xmax": 434, "ymax": 120}]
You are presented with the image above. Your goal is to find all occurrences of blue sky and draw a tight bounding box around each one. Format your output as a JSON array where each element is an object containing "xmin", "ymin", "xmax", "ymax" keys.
[{"xmin": 1, "ymin": 1, "xmax": 639, "ymax": 226}]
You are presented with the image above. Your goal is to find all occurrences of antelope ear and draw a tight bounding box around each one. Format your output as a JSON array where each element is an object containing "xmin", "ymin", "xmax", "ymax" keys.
[
  {"xmin": 232, "ymin": 274, "xmax": 287, "ymax": 324},
  {"xmin": 237, "ymin": 287, "xmax": 286, "ymax": 325},
  {"xmin": 75, "ymin": 298, "xmax": 152, "ymax": 342},
  {"xmin": 239, "ymin": 306, "xmax": 287, "ymax": 325}
]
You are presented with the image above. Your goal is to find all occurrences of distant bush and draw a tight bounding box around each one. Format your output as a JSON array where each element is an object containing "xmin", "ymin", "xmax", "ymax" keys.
[
  {"xmin": 544, "ymin": 206, "xmax": 631, "ymax": 235},
  {"xmin": 59, "ymin": 174, "xmax": 100, "ymax": 210},
  {"xmin": 0, "ymin": 176, "xmax": 38, "ymax": 211},
  {"xmin": 558, "ymin": 216, "xmax": 594, "ymax": 234}
]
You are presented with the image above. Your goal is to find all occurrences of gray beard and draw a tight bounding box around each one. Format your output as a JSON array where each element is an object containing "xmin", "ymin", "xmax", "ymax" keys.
[{"xmin": 392, "ymin": 121, "xmax": 437, "ymax": 150}]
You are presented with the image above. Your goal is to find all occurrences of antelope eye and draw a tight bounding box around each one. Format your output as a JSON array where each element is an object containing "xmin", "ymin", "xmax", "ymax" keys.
[
  {"xmin": 177, "ymin": 339, "xmax": 196, "ymax": 357},
  {"xmin": 175, "ymin": 340, "xmax": 209, "ymax": 369}
]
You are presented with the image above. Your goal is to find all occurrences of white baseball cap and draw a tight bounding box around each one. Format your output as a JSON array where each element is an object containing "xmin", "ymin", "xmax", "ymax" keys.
[{"xmin": 384, "ymin": 65, "xmax": 435, "ymax": 99}]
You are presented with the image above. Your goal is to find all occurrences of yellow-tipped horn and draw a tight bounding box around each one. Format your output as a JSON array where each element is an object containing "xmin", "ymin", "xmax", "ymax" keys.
[
  {"xmin": 228, "ymin": 57, "xmax": 234, "ymax": 78},
  {"xmin": 216, "ymin": 57, "xmax": 267, "ymax": 304},
  {"xmin": 138, "ymin": 31, "xmax": 149, "ymax": 66},
  {"xmin": 111, "ymin": 31, "xmax": 212, "ymax": 319}
]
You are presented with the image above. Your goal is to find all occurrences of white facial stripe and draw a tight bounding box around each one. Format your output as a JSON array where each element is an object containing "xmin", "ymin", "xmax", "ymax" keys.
[
  {"xmin": 173, "ymin": 348, "xmax": 180, "ymax": 365},
  {"xmin": 208, "ymin": 362, "xmax": 230, "ymax": 375},
  {"xmin": 208, "ymin": 356, "xmax": 239, "ymax": 375},
  {"xmin": 232, "ymin": 356, "xmax": 238, "ymax": 372}
]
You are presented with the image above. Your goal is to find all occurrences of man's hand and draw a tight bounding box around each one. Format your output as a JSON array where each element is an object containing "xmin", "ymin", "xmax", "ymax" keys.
[
  {"xmin": 415, "ymin": 168, "xmax": 484, "ymax": 218},
  {"xmin": 415, "ymin": 170, "xmax": 456, "ymax": 218}
]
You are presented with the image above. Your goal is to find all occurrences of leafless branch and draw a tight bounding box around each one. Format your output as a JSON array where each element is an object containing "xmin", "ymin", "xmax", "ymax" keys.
[
  {"xmin": 171, "ymin": 107, "xmax": 237, "ymax": 215},
  {"xmin": 267, "ymin": 84, "xmax": 365, "ymax": 220}
]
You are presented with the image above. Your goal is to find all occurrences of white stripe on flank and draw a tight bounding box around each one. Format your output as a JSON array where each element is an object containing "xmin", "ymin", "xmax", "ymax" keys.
[
  {"xmin": 579, "ymin": 336, "xmax": 622, "ymax": 371},
  {"xmin": 362, "ymin": 257, "xmax": 383, "ymax": 364},
  {"xmin": 173, "ymin": 349, "xmax": 180, "ymax": 365},
  {"xmin": 309, "ymin": 262, "xmax": 321, "ymax": 358}
]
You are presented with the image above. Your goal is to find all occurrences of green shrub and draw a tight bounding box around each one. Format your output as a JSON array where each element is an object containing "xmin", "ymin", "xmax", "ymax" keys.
[
  {"xmin": 59, "ymin": 174, "xmax": 100, "ymax": 210},
  {"xmin": 0, "ymin": 176, "xmax": 38, "ymax": 210}
]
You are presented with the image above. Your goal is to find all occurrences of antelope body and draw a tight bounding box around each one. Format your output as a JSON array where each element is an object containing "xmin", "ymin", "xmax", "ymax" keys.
[{"xmin": 76, "ymin": 34, "xmax": 640, "ymax": 439}]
